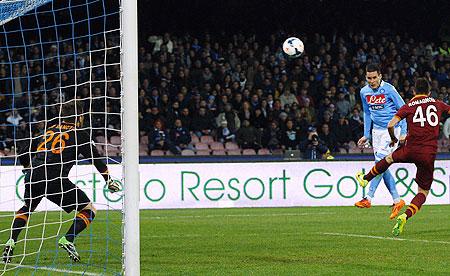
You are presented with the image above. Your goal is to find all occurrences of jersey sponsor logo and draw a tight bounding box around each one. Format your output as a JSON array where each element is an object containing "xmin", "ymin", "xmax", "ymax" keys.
[
  {"xmin": 370, "ymin": 105, "xmax": 385, "ymax": 110},
  {"xmin": 366, "ymin": 94, "xmax": 386, "ymax": 105}
]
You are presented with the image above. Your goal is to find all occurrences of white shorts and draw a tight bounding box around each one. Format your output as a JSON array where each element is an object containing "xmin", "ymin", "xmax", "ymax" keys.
[{"xmin": 372, "ymin": 127, "xmax": 401, "ymax": 161}]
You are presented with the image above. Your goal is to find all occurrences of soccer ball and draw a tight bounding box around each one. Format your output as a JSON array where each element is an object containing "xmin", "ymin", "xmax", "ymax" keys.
[{"xmin": 283, "ymin": 37, "xmax": 304, "ymax": 58}]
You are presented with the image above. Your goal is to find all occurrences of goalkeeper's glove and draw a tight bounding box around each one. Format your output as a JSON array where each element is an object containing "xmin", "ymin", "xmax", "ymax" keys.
[{"xmin": 107, "ymin": 176, "xmax": 120, "ymax": 193}]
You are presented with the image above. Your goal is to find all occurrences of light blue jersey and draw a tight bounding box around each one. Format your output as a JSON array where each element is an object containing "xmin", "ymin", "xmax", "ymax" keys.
[
  {"xmin": 360, "ymin": 80, "xmax": 407, "ymax": 138},
  {"xmin": 359, "ymin": 80, "xmax": 406, "ymax": 203}
]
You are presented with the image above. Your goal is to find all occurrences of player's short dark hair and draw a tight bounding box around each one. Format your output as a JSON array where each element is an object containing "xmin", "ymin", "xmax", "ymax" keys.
[
  {"xmin": 61, "ymin": 100, "xmax": 84, "ymax": 123},
  {"xmin": 414, "ymin": 78, "xmax": 431, "ymax": 94},
  {"xmin": 366, "ymin": 63, "xmax": 381, "ymax": 73}
]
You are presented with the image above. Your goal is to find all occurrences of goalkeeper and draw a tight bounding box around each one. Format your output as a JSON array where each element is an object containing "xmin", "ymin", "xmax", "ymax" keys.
[{"xmin": 2, "ymin": 100, "xmax": 120, "ymax": 263}]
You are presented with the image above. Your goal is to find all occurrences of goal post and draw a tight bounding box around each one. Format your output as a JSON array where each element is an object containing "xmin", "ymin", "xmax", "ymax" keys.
[
  {"xmin": 121, "ymin": 0, "xmax": 141, "ymax": 274},
  {"xmin": 0, "ymin": 0, "xmax": 140, "ymax": 274}
]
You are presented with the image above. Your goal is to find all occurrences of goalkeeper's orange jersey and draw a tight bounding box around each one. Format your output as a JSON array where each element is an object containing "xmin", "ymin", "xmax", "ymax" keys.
[{"xmin": 32, "ymin": 122, "xmax": 108, "ymax": 177}]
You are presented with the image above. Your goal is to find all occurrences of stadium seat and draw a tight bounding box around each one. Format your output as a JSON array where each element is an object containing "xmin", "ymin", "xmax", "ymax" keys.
[
  {"xmin": 242, "ymin": 149, "xmax": 256, "ymax": 155},
  {"xmin": 200, "ymin": 135, "xmax": 214, "ymax": 144},
  {"xmin": 210, "ymin": 142, "xmax": 225, "ymax": 150},
  {"xmin": 140, "ymin": 136, "xmax": 148, "ymax": 145},
  {"xmin": 348, "ymin": 141, "xmax": 357, "ymax": 148},
  {"xmin": 191, "ymin": 135, "xmax": 200, "ymax": 144},
  {"xmin": 150, "ymin": 150, "xmax": 165, "ymax": 156},
  {"xmin": 362, "ymin": 147, "xmax": 373, "ymax": 154},
  {"xmin": 181, "ymin": 149, "xmax": 195, "ymax": 156},
  {"xmin": 195, "ymin": 143, "xmax": 209, "ymax": 150},
  {"xmin": 96, "ymin": 145, "xmax": 105, "ymax": 155},
  {"xmin": 165, "ymin": 150, "xmax": 174, "ymax": 156},
  {"xmin": 0, "ymin": 150, "xmax": 5, "ymax": 157},
  {"xmin": 139, "ymin": 149, "xmax": 148, "ymax": 156},
  {"xmin": 227, "ymin": 149, "xmax": 241, "ymax": 155},
  {"xmin": 196, "ymin": 150, "xmax": 211, "ymax": 156},
  {"xmin": 212, "ymin": 150, "xmax": 227, "ymax": 155},
  {"xmin": 271, "ymin": 149, "xmax": 284, "ymax": 155},
  {"xmin": 349, "ymin": 147, "xmax": 362, "ymax": 154},
  {"xmin": 95, "ymin": 136, "xmax": 107, "ymax": 144},
  {"xmin": 110, "ymin": 136, "xmax": 121, "ymax": 145},
  {"xmin": 104, "ymin": 145, "xmax": 120, "ymax": 156},
  {"xmin": 257, "ymin": 148, "xmax": 271, "ymax": 155},
  {"xmin": 225, "ymin": 142, "xmax": 239, "ymax": 150},
  {"xmin": 338, "ymin": 147, "xmax": 348, "ymax": 154}
]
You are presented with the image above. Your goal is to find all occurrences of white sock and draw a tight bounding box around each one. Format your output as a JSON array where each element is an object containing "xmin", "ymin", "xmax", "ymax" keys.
[
  {"xmin": 393, "ymin": 198, "xmax": 400, "ymax": 204},
  {"xmin": 366, "ymin": 196, "xmax": 372, "ymax": 202}
]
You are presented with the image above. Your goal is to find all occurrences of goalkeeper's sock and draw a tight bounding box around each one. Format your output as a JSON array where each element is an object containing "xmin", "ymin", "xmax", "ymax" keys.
[
  {"xmin": 364, "ymin": 158, "xmax": 390, "ymax": 182},
  {"xmin": 65, "ymin": 210, "xmax": 96, "ymax": 242},
  {"xmin": 405, "ymin": 192, "xmax": 426, "ymax": 220},
  {"xmin": 11, "ymin": 209, "xmax": 29, "ymax": 242}
]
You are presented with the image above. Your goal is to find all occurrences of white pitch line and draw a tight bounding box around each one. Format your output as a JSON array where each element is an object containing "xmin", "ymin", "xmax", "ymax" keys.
[
  {"xmin": 321, "ymin": 232, "xmax": 450, "ymax": 245},
  {"xmin": 143, "ymin": 211, "xmax": 335, "ymax": 220},
  {"xmin": 5, "ymin": 263, "xmax": 103, "ymax": 276}
]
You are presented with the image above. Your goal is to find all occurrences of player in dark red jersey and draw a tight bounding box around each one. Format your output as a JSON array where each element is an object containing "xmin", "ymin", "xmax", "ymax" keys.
[
  {"xmin": 2, "ymin": 100, "xmax": 120, "ymax": 263},
  {"xmin": 355, "ymin": 78, "xmax": 450, "ymax": 236}
]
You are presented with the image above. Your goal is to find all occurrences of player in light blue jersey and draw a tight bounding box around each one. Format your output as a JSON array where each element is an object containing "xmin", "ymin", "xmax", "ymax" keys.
[{"xmin": 354, "ymin": 63, "xmax": 406, "ymax": 219}]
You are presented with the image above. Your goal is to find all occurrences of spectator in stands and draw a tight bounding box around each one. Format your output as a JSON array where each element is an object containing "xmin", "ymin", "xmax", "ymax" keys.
[
  {"xmin": 191, "ymin": 107, "xmax": 214, "ymax": 138},
  {"xmin": 333, "ymin": 115, "xmax": 352, "ymax": 152},
  {"xmin": 148, "ymin": 119, "xmax": 179, "ymax": 155},
  {"xmin": 252, "ymin": 108, "xmax": 267, "ymax": 130},
  {"xmin": 349, "ymin": 108, "xmax": 364, "ymax": 142},
  {"xmin": 0, "ymin": 125, "xmax": 9, "ymax": 150},
  {"xmin": 262, "ymin": 121, "xmax": 281, "ymax": 150},
  {"xmin": 280, "ymin": 119, "xmax": 301, "ymax": 150},
  {"xmin": 216, "ymin": 120, "xmax": 235, "ymax": 143},
  {"xmin": 299, "ymin": 126, "xmax": 329, "ymax": 159},
  {"xmin": 216, "ymin": 103, "xmax": 240, "ymax": 132},
  {"xmin": 335, "ymin": 91, "xmax": 351, "ymax": 117},
  {"xmin": 180, "ymin": 108, "xmax": 192, "ymax": 130},
  {"xmin": 319, "ymin": 123, "xmax": 337, "ymax": 153},
  {"xmin": 279, "ymin": 88, "xmax": 298, "ymax": 108},
  {"xmin": 238, "ymin": 101, "xmax": 253, "ymax": 122},
  {"xmin": 236, "ymin": 119, "xmax": 261, "ymax": 150},
  {"xmin": 170, "ymin": 119, "xmax": 192, "ymax": 152}
]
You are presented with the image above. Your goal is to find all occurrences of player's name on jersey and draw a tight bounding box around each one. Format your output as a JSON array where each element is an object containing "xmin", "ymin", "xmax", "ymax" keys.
[
  {"xmin": 408, "ymin": 97, "xmax": 436, "ymax": 107},
  {"xmin": 49, "ymin": 124, "xmax": 75, "ymax": 130}
]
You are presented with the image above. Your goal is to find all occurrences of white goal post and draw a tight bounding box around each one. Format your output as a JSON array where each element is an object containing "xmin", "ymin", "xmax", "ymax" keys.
[{"xmin": 121, "ymin": 0, "xmax": 141, "ymax": 274}]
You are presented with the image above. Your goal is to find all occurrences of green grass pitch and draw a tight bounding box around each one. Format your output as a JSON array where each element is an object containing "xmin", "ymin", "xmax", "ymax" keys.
[{"xmin": 1, "ymin": 205, "xmax": 450, "ymax": 275}]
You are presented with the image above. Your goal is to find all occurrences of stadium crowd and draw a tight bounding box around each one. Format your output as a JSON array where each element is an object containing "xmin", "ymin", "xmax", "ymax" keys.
[{"xmin": 0, "ymin": 29, "xmax": 449, "ymax": 158}]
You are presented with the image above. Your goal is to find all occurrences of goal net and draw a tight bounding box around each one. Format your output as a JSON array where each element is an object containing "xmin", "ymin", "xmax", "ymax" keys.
[{"xmin": 0, "ymin": 0, "xmax": 126, "ymax": 274}]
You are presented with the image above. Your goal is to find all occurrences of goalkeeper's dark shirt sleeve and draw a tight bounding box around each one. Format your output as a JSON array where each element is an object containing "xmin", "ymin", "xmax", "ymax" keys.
[
  {"xmin": 78, "ymin": 130, "xmax": 109, "ymax": 181},
  {"xmin": 17, "ymin": 136, "xmax": 39, "ymax": 168}
]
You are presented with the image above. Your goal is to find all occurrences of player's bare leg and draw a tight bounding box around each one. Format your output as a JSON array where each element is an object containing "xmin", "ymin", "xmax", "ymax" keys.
[{"xmin": 59, "ymin": 202, "xmax": 97, "ymax": 262}]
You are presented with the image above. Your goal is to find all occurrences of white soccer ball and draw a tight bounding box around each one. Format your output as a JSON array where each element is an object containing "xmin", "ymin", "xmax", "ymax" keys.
[{"xmin": 283, "ymin": 37, "xmax": 304, "ymax": 58}]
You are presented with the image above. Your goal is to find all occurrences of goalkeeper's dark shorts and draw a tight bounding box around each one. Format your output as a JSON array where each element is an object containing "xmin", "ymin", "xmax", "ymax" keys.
[{"xmin": 23, "ymin": 168, "xmax": 91, "ymax": 213}]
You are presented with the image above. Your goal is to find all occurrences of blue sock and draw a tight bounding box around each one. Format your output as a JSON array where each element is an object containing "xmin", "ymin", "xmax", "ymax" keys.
[
  {"xmin": 383, "ymin": 170, "xmax": 400, "ymax": 203},
  {"xmin": 367, "ymin": 174, "xmax": 383, "ymax": 199}
]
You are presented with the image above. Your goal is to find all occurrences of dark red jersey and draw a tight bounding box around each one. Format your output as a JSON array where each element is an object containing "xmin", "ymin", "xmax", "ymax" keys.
[{"xmin": 396, "ymin": 95, "xmax": 450, "ymax": 154}]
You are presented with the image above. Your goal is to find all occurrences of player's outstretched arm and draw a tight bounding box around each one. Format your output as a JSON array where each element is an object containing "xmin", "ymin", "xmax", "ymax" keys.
[{"xmin": 78, "ymin": 131, "xmax": 120, "ymax": 193}]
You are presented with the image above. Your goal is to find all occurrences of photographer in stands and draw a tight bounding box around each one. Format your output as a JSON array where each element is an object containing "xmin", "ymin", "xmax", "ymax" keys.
[{"xmin": 299, "ymin": 126, "xmax": 329, "ymax": 160}]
